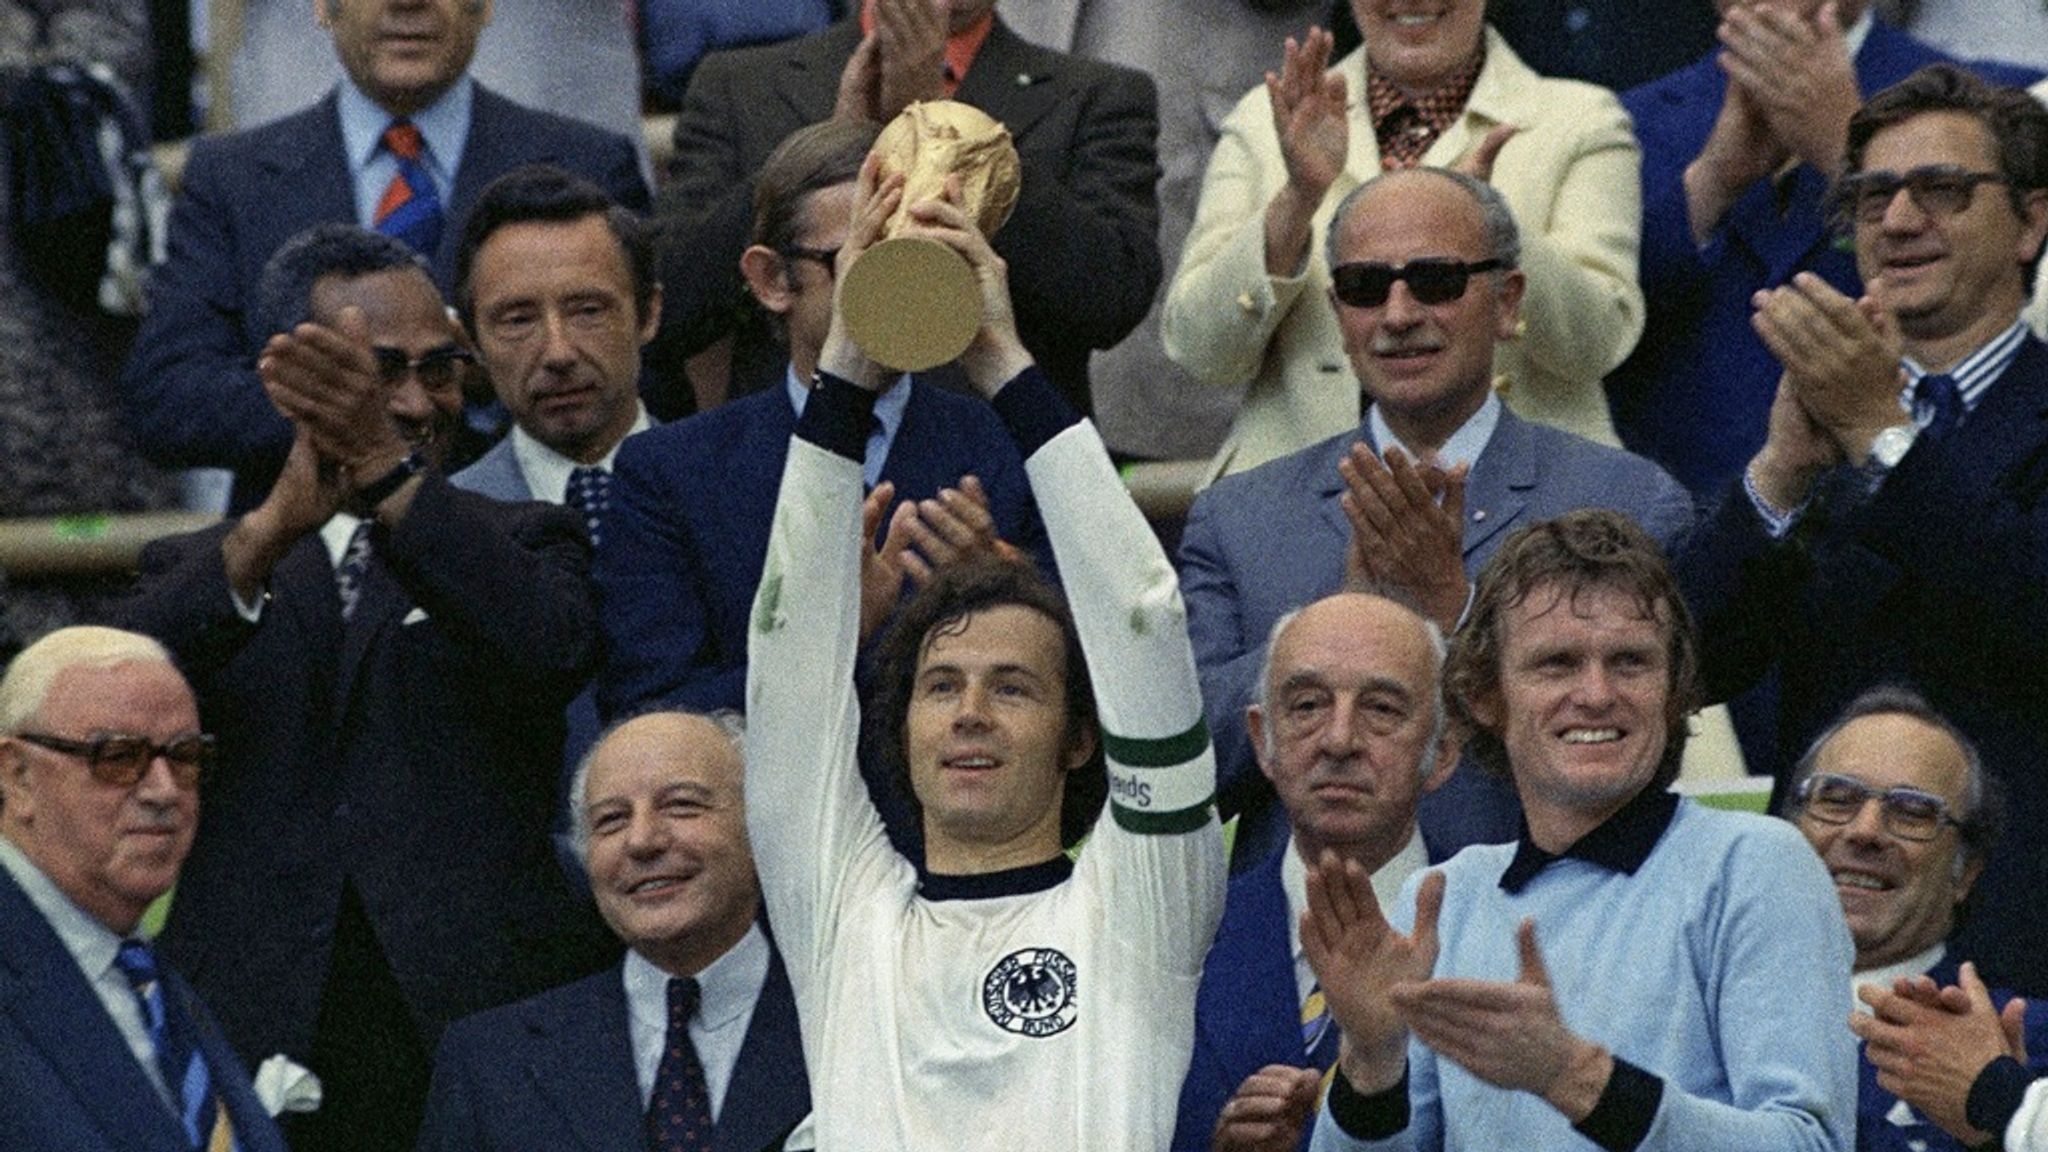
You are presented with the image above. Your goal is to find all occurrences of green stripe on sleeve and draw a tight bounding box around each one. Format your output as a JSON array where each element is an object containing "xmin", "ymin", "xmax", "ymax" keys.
[
  {"xmin": 1110, "ymin": 799, "xmax": 1215, "ymax": 836},
  {"xmin": 1101, "ymin": 717, "xmax": 1210, "ymax": 768}
]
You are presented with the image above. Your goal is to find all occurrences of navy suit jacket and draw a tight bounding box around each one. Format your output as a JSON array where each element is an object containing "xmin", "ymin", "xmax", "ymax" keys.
[
  {"xmin": 116, "ymin": 475, "xmax": 609, "ymax": 1065},
  {"xmin": 1179, "ymin": 406, "xmax": 1694, "ymax": 868},
  {"xmin": 1611, "ymin": 25, "xmax": 2040, "ymax": 496},
  {"xmin": 1680, "ymin": 335, "xmax": 2048, "ymax": 995},
  {"xmin": 596, "ymin": 381, "xmax": 1048, "ymax": 720},
  {"xmin": 0, "ymin": 867, "xmax": 287, "ymax": 1152},
  {"xmin": 121, "ymin": 84, "xmax": 649, "ymax": 508},
  {"xmin": 1173, "ymin": 846, "xmax": 1318, "ymax": 1152},
  {"xmin": 1858, "ymin": 949, "xmax": 2048, "ymax": 1152},
  {"xmin": 417, "ymin": 952, "xmax": 809, "ymax": 1152},
  {"xmin": 652, "ymin": 16, "xmax": 1159, "ymax": 414}
]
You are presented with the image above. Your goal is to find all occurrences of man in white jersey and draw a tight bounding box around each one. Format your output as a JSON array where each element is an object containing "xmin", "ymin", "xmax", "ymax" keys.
[{"xmin": 743, "ymin": 162, "xmax": 1227, "ymax": 1150}]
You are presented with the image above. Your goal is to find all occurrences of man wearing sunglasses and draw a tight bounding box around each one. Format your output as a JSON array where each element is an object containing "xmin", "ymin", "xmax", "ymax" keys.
[
  {"xmin": 1, "ymin": 626, "xmax": 287, "ymax": 1152},
  {"xmin": 1786, "ymin": 686, "xmax": 2048, "ymax": 1152},
  {"xmin": 1180, "ymin": 167, "xmax": 1692, "ymax": 870},
  {"xmin": 116, "ymin": 224, "xmax": 607, "ymax": 1152},
  {"xmin": 1680, "ymin": 64, "xmax": 2048, "ymax": 997}
]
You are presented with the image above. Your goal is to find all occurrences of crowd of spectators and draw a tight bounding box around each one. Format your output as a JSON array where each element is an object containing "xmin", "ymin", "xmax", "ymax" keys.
[{"xmin": 7, "ymin": 2, "xmax": 2048, "ymax": 1152}]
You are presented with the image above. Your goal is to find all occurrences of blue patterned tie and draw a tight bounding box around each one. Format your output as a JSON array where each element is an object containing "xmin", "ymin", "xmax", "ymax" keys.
[
  {"xmin": 335, "ymin": 521, "xmax": 373, "ymax": 621},
  {"xmin": 646, "ymin": 977, "xmax": 714, "ymax": 1152},
  {"xmin": 115, "ymin": 939, "xmax": 233, "ymax": 1151},
  {"xmin": 373, "ymin": 120, "xmax": 444, "ymax": 255},
  {"xmin": 567, "ymin": 466, "xmax": 614, "ymax": 549},
  {"xmin": 1914, "ymin": 373, "xmax": 1964, "ymax": 443}
]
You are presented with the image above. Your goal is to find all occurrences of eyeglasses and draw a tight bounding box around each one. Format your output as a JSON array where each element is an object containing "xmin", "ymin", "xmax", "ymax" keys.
[
  {"xmin": 1794, "ymin": 772, "xmax": 1962, "ymax": 842},
  {"xmin": 1330, "ymin": 258, "xmax": 1505, "ymax": 308},
  {"xmin": 12, "ymin": 731, "xmax": 216, "ymax": 789},
  {"xmin": 782, "ymin": 246, "xmax": 841, "ymax": 280},
  {"xmin": 1832, "ymin": 165, "xmax": 2009, "ymax": 225},
  {"xmin": 371, "ymin": 345, "xmax": 476, "ymax": 392}
]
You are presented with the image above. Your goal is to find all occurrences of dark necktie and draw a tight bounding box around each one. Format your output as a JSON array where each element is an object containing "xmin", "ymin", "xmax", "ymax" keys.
[
  {"xmin": 647, "ymin": 977, "xmax": 714, "ymax": 1152},
  {"xmin": 335, "ymin": 521, "xmax": 373, "ymax": 622},
  {"xmin": 115, "ymin": 939, "xmax": 232, "ymax": 1151},
  {"xmin": 567, "ymin": 466, "xmax": 614, "ymax": 549},
  {"xmin": 373, "ymin": 120, "xmax": 445, "ymax": 256},
  {"xmin": 1915, "ymin": 373, "xmax": 1964, "ymax": 443}
]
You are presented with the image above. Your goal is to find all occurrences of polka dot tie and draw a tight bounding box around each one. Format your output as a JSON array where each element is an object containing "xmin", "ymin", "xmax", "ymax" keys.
[
  {"xmin": 567, "ymin": 466, "xmax": 613, "ymax": 549},
  {"xmin": 646, "ymin": 976, "xmax": 713, "ymax": 1151}
]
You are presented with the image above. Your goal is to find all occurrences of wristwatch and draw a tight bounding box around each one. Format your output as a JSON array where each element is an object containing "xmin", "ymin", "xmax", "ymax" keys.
[
  {"xmin": 1867, "ymin": 424, "xmax": 1919, "ymax": 471},
  {"xmin": 355, "ymin": 449, "xmax": 427, "ymax": 508}
]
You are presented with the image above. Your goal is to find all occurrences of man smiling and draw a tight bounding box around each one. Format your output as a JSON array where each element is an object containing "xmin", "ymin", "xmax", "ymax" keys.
[{"xmin": 1300, "ymin": 510, "xmax": 1855, "ymax": 1152}]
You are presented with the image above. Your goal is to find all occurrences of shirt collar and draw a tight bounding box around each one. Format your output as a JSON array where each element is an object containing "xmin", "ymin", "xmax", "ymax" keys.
[
  {"xmin": 1843, "ymin": 8, "xmax": 1875, "ymax": 59},
  {"xmin": 337, "ymin": 73, "xmax": 473, "ymax": 180},
  {"xmin": 1498, "ymin": 787, "xmax": 1680, "ymax": 893},
  {"xmin": 918, "ymin": 853, "xmax": 1073, "ymax": 901},
  {"xmin": 1852, "ymin": 941, "xmax": 1948, "ymax": 1015},
  {"xmin": 785, "ymin": 367, "xmax": 912, "ymax": 441},
  {"xmin": 859, "ymin": 3, "xmax": 996, "ymax": 93},
  {"xmin": 1283, "ymin": 829, "xmax": 1428, "ymax": 967},
  {"xmin": 510, "ymin": 402, "xmax": 652, "ymax": 503},
  {"xmin": 320, "ymin": 512, "xmax": 368, "ymax": 569},
  {"xmin": 0, "ymin": 836, "xmax": 127, "ymax": 980},
  {"xmin": 623, "ymin": 921, "xmax": 772, "ymax": 1035},
  {"xmin": 1901, "ymin": 318, "xmax": 2030, "ymax": 419},
  {"xmin": 1367, "ymin": 391, "xmax": 1501, "ymax": 470}
]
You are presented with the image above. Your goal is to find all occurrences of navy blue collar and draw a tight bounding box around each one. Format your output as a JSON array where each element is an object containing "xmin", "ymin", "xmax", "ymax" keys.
[
  {"xmin": 918, "ymin": 854, "xmax": 1073, "ymax": 901},
  {"xmin": 1498, "ymin": 788, "xmax": 1679, "ymax": 894}
]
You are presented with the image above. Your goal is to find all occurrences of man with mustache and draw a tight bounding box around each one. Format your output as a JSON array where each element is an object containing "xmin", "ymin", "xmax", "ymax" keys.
[
  {"xmin": 1179, "ymin": 167, "xmax": 1690, "ymax": 871},
  {"xmin": 118, "ymin": 224, "xmax": 606, "ymax": 1152}
]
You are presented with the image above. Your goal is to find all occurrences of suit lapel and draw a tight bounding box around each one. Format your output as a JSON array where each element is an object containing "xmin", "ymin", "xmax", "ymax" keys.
[
  {"xmin": 717, "ymin": 951, "xmax": 809, "ymax": 1152},
  {"xmin": 255, "ymin": 96, "xmax": 355, "ymax": 229},
  {"xmin": 525, "ymin": 970, "xmax": 645, "ymax": 1152},
  {"xmin": 774, "ymin": 20, "xmax": 864, "ymax": 126},
  {"xmin": 1314, "ymin": 427, "xmax": 1371, "ymax": 549},
  {"xmin": 1939, "ymin": 338, "xmax": 2048, "ymax": 505},
  {"xmin": 0, "ymin": 872, "xmax": 188, "ymax": 1152},
  {"xmin": 1460, "ymin": 408, "xmax": 1532, "ymax": 559},
  {"xmin": 1195, "ymin": 851, "xmax": 1307, "ymax": 1081},
  {"xmin": 955, "ymin": 21, "xmax": 1063, "ymax": 140},
  {"xmin": 331, "ymin": 534, "xmax": 408, "ymax": 729}
]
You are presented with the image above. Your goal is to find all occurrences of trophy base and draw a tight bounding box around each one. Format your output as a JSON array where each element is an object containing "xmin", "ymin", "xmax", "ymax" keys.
[{"xmin": 840, "ymin": 236, "xmax": 981, "ymax": 373}]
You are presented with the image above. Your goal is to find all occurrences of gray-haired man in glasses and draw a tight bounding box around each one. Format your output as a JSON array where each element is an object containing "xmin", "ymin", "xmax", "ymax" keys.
[
  {"xmin": 114, "ymin": 222, "xmax": 608, "ymax": 1152},
  {"xmin": 1677, "ymin": 63, "xmax": 2048, "ymax": 995},
  {"xmin": 1178, "ymin": 165, "xmax": 1692, "ymax": 872},
  {"xmin": 0, "ymin": 626, "xmax": 288, "ymax": 1152},
  {"xmin": 1784, "ymin": 685, "xmax": 2048, "ymax": 1152}
]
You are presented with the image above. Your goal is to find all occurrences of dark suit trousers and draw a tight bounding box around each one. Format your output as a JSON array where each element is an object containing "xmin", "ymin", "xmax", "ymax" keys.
[{"xmin": 290, "ymin": 882, "xmax": 432, "ymax": 1152}]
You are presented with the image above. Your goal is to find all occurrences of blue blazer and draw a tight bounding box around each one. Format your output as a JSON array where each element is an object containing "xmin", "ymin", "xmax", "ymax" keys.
[
  {"xmin": 1179, "ymin": 406, "xmax": 1694, "ymax": 868},
  {"xmin": 1173, "ymin": 846, "xmax": 1318, "ymax": 1152},
  {"xmin": 416, "ymin": 952, "xmax": 810, "ymax": 1152},
  {"xmin": 120, "ymin": 84, "xmax": 649, "ymax": 508},
  {"xmin": 1680, "ymin": 336, "xmax": 2048, "ymax": 996},
  {"xmin": 1858, "ymin": 949, "xmax": 2048, "ymax": 1152},
  {"xmin": 1611, "ymin": 25, "xmax": 2041, "ymax": 496},
  {"xmin": 0, "ymin": 867, "xmax": 288, "ymax": 1152},
  {"xmin": 596, "ymin": 382, "xmax": 1049, "ymax": 720}
]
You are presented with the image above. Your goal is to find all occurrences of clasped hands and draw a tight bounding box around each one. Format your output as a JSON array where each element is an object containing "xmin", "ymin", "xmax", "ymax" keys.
[
  {"xmin": 1302, "ymin": 852, "xmax": 1613, "ymax": 1123},
  {"xmin": 1747, "ymin": 271, "xmax": 1909, "ymax": 507},
  {"xmin": 1341, "ymin": 443, "xmax": 1469, "ymax": 632}
]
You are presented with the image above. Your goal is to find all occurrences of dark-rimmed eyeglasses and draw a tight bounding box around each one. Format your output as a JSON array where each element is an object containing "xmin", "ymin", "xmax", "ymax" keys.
[
  {"xmin": 372, "ymin": 345, "xmax": 476, "ymax": 392},
  {"xmin": 1793, "ymin": 772, "xmax": 1961, "ymax": 842},
  {"xmin": 12, "ymin": 731, "xmax": 216, "ymax": 789},
  {"xmin": 1832, "ymin": 165, "xmax": 2009, "ymax": 226},
  {"xmin": 782, "ymin": 246, "xmax": 842, "ymax": 280},
  {"xmin": 1331, "ymin": 258, "xmax": 1505, "ymax": 308}
]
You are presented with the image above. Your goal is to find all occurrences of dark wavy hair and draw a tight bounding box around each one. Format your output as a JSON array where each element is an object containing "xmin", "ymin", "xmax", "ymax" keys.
[
  {"xmin": 1444, "ymin": 510, "xmax": 1701, "ymax": 790},
  {"xmin": 869, "ymin": 556, "xmax": 1107, "ymax": 852},
  {"xmin": 453, "ymin": 164, "xmax": 656, "ymax": 332}
]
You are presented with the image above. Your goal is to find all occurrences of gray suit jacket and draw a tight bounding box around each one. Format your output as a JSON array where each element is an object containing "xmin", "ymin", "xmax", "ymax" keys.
[
  {"xmin": 450, "ymin": 436, "xmax": 533, "ymax": 503},
  {"xmin": 1179, "ymin": 406, "xmax": 1694, "ymax": 863}
]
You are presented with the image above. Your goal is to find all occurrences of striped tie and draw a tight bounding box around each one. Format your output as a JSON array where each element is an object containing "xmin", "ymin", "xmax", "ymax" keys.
[
  {"xmin": 335, "ymin": 521, "xmax": 373, "ymax": 622},
  {"xmin": 114, "ymin": 939, "xmax": 237, "ymax": 1152},
  {"xmin": 1302, "ymin": 981, "xmax": 1341, "ymax": 1103},
  {"xmin": 373, "ymin": 120, "xmax": 444, "ymax": 255}
]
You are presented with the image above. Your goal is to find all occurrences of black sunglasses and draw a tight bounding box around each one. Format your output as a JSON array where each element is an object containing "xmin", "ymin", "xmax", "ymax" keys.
[
  {"xmin": 1832, "ymin": 165, "xmax": 2008, "ymax": 226},
  {"xmin": 1330, "ymin": 258, "xmax": 1505, "ymax": 308},
  {"xmin": 371, "ymin": 345, "xmax": 476, "ymax": 392},
  {"xmin": 14, "ymin": 731, "xmax": 216, "ymax": 789}
]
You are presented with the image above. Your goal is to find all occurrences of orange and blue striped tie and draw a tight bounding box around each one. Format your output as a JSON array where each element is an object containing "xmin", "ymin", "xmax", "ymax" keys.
[{"xmin": 373, "ymin": 120, "xmax": 444, "ymax": 255}]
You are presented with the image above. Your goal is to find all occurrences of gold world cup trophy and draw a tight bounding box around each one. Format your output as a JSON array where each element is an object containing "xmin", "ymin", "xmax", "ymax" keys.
[{"xmin": 838, "ymin": 100, "xmax": 1021, "ymax": 372}]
